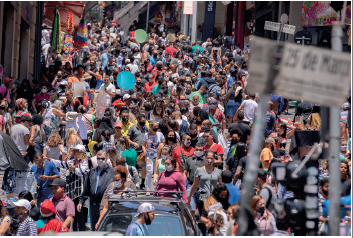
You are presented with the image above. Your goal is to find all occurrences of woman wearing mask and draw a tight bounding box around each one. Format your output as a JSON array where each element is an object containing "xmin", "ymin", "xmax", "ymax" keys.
[
  {"xmin": 187, "ymin": 151, "xmax": 222, "ymax": 219},
  {"xmin": 153, "ymin": 145, "xmax": 172, "ymax": 185},
  {"xmin": 76, "ymin": 105, "xmax": 94, "ymax": 146},
  {"xmin": 250, "ymin": 195, "xmax": 277, "ymax": 236},
  {"xmin": 41, "ymin": 100, "xmax": 65, "ymax": 141},
  {"xmin": 96, "ymin": 165, "xmax": 137, "ymax": 230},
  {"xmin": 269, "ymin": 122, "xmax": 296, "ymax": 140},
  {"xmin": 32, "ymin": 85, "xmax": 50, "ymax": 114},
  {"xmin": 66, "ymin": 127, "xmax": 83, "ymax": 152},
  {"xmin": 0, "ymin": 98, "xmax": 12, "ymax": 135},
  {"xmin": 211, "ymin": 183, "xmax": 230, "ymax": 210},
  {"xmin": 43, "ymin": 133, "xmax": 66, "ymax": 161},
  {"xmin": 142, "ymin": 121, "xmax": 165, "ymax": 195},
  {"xmin": 14, "ymin": 98, "xmax": 31, "ymax": 124},
  {"xmin": 154, "ymin": 156, "xmax": 187, "ymax": 203},
  {"xmin": 151, "ymin": 104, "xmax": 165, "ymax": 123},
  {"xmin": 29, "ymin": 115, "xmax": 46, "ymax": 154},
  {"xmin": 144, "ymin": 74, "xmax": 157, "ymax": 93},
  {"xmin": 116, "ymin": 136, "xmax": 138, "ymax": 167},
  {"xmin": 132, "ymin": 47, "xmax": 142, "ymax": 66}
]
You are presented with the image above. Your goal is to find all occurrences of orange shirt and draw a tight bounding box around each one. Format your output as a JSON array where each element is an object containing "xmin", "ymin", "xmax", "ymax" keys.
[
  {"xmin": 67, "ymin": 76, "xmax": 79, "ymax": 89},
  {"xmin": 260, "ymin": 147, "xmax": 273, "ymax": 169}
]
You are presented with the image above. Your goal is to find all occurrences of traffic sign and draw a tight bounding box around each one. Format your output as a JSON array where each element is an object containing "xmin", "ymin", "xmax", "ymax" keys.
[
  {"xmin": 264, "ymin": 21, "xmax": 296, "ymax": 34},
  {"xmin": 274, "ymin": 42, "xmax": 351, "ymax": 107}
]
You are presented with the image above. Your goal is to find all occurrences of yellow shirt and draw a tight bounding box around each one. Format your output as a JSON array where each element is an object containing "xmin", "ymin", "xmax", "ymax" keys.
[
  {"xmin": 260, "ymin": 147, "xmax": 273, "ymax": 169},
  {"xmin": 122, "ymin": 121, "xmax": 135, "ymax": 136}
]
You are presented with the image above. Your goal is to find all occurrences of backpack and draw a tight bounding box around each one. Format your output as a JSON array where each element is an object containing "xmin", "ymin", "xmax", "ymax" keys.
[
  {"xmin": 1, "ymin": 167, "xmax": 16, "ymax": 194},
  {"xmin": 263, "ymin": 186, "xmax": 273, "ymax": 209}
]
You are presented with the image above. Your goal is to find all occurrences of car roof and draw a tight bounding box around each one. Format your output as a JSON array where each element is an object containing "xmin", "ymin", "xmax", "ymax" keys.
[
  {"xmin": 52, "ymin": 231, "xmax": 124, "ymax": 236},
  {"xmin": 108, "ymin": 197, "xmax": 183, "ymax": 215}
]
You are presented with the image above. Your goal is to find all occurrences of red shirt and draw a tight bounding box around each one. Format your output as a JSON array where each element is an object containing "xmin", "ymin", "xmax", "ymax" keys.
[
  {"xmin": 204, "ymin": 143, "xmax": 224, "ymax": 156},
  {"xmin": 144, "ymin": 81, "xmax": 157, "ymax": 93},
  {"xmin": 165, "ymin": 46, "xmax": 177, "ymax": 58},
  {"xmin": 34, "ymin": 93, "xmax": 50, "ymax": 104},
  {"xmin": 213, "ymin": 109, "xmax": 225, "ymax": 124},
  {"xmin": 172, "ymin": 146, "xmax": 195, "ymax": 169}
]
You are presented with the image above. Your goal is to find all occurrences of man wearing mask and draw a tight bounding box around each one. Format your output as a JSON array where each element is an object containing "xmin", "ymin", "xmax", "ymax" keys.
[
  {"xmin": 150, "ymin": 50, "xmax": 159, "ymax": 67},
  {"xmin": 189, "ymin": 124, "xmax": 206, "ymax": 148},
  {"xmin": 196, "ymin": 71, "xmax": 216, "ymax": 91},
  {"xmin": 117, "ymin": 47, "xmax": 127, "ymax": 70},
  {"xmin": 49, "ymin": 178, "xmax": 75, "ymax": 229},
  {"xmin": 67, "ymin": 67, "xmax": 80, "ymax": 90},
  {"xmin": 227, "ymin": 111, "xmax": 251, "ymax": 144},
  {"xmin": 318, "ymin": 177, "xmax": 329, "ymax": 231},
  {"xmin": 11, "ymin": 115, "xmax": 32, "ymax": 157},
  {"xmin": 98, "ymin": 47, "xmax": 112, "ymax": 71},
  {"xmin": 103, "ymin": 57, "xmax": 116, "ymax": 80},
  {"xmin": 183, "ymin": 143, "xmax": 206, "ymax": 218},
  {"xmin": 31, "ymin": 153, "xmax": 60, "ymax": 206},
  {"xmin": 189, "ymin": 84, "xmax": 208, "ymax": 105},
  {"xmin": 94, "ymin": 75, "xmax": 116, "ymax": 107},
  {"xmin": 201, "ymin": 119, "xmax": 219, "ymax": 143},
  {"xmin": 63, "ymin": 90, "xmax": 81, "ymax": 113},
  {"xmin": 152, "ymin": 74, "xmax": 170, "ymax": 96},
  {"xmin": 172, "ymin": 133, "xmax": 195, "ymax": 170},
  {"xmin": 13, "ymin": 199, "xmax": 37, "ymax": 236},
  {"xmin": 260, "ymin": 138, "xmax": 274, "ymax": 171},
  {"xmin": 86, "ymin": 60, "xmax": 99, "ymax": 105},
  {"xmin": 78, "ymin": 150, "xmax": 114, "ymax": 231},
  {"xmin": 129, "ymin": 77, "xmax": 146, "ymax": 95},
  {"xmin": 120, "ymin": 109, "xmax": 135, "ymax": 136},
  {"xmin": 125, "ymin": 203, "xmax": 156, "ymax": 236}
]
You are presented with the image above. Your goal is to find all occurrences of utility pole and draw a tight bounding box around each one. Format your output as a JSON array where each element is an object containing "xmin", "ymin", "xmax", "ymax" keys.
[
  {"xmin": 191, "ymin": 1, "xmax": 197, "ymax": 43},
  {"xmin": 146, "ymin": 1, "xmax": 150, "ymax": 33},
  {"xmin": 328, "ymin": 20, "xmax": 344, "ymax": 236}
]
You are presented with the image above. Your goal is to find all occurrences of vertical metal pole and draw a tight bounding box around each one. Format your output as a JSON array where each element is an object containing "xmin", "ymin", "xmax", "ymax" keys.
[
  {"xmin": 191, "ymin": 1, "xmax": 198, "ymax": 43},
  {"xmin": 277, "ymin": 24, "xmax": 282, "ymax": 43},
  {"xmin": 328, "ymin": 21, "xmax": 343, "ymax": 236},
  {"xmin": 146, "ymin": 1, "xmax": 150, "ymax": 33},
  {"xmin": 302, "ymin": 36, "xmax": 305, "ymax": 46}
]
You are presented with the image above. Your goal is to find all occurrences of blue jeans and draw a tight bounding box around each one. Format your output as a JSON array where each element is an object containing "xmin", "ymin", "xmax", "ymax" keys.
[
  {"xmin": 186, "ymin": 184, "xmax": 198, "ymax": 211},
  {"xmin": 44, "ymin": 126, "xmax": 51, "ymax": 142}
]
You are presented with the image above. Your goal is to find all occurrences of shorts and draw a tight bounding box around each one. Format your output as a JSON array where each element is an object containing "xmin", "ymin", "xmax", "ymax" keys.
[{"xmin": 187, "ymin": 184, "xmax": 198, "ymax": 211}]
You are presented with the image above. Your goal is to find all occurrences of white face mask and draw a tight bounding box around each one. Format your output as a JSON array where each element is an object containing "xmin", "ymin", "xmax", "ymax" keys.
[
  {"xmin": 165, "ymin": 165, "xmax": 173, "ymax": 172},
  {"xmin": 41, "ymin": 89, "xmax": 47, "ymax": 93},
  {"xmin": 161, "ymin": 155, "xmax": 168, "ymax": 160},
  {"xmin": 74, "ymin": 71, "xmax": 78, "ymax": 75},
  {"xmin": 114, "ymin": 180, "xmax": 122, "ymax": 188},
  {"xmin": 156, "ymin": 109, "xmax": 162, "ymax": 115},
  {"xmin": 341, "ymin": 146, "xmax": 347, "ymax": 151},
  {"xmin": 194, "ymin": 151, "xmax": 204, "ymax": 158},
  {"xmin": 97, "ymin": 159, "xmax": 106, "ymax": 167}
]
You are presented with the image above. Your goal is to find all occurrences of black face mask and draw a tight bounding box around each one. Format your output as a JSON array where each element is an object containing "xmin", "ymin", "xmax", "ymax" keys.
[
  {"xmin": 207, "ymin": 226, "xmax": 214, "ymax": 234},
  {"xmin": 139, "ymin": 121, "xmax": 146, "ymax": 127},
  {"xmin": 270, "ymin": 145, "xmax": 274, "ymax": 151},
  {"xmin": 0, "ymin": 106, "xmax": 6, "ymax": 110},
  {"xmin": 136, "ymin": 82, "xmax": 142, "ymax": 86},
  {"xmin": 163, "ymin": 90, "xmax": 168, "ymax": 94},
  {"xmin": 145, "ymin": 213, "xmax": 152, "ymax": 225},
  {"xmin": 322, "ymin": 189, "xmax": 329, "ymax": 196},
  {"xmin": 153, "ymin": 53, "xmax": 158, "ymax": 57},
  {"xmin": 167, "ymin": 137, "xmax": 176, "ymax": 142},
  {"xmin": 231, "ymin": 138, "xmax": 238, "ymax": 145},
  {"xmin": 152, "ymin": 128, "xmax": 158, "ymax": 132},
  {"xmin": 122, "ymin": 117, "xmax": 129, "ymax": 122},
  {"xmin": 257, "ymin": 206, "xmax": 265, "ymax": 215},
  {"xmin": 190, "ymin": 133, "xmax": 197, "ymax": 139}
]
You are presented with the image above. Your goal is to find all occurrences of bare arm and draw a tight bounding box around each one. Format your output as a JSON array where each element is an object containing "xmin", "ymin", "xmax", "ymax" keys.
[
  {"xmin": 60, "ymin": 146, "xmax": 67, "ymax": 159},
  {"xmin": 52, "ymin": 108, "xmax": 66, "ymax": 118},
  {"xmin": 188, "ymin": 177, "xmax": 199, "ymax": 201},
  {"xmin": 183, "ymin": 170, "xmax": 188, "ymax": 183},
  {"xmin": 285, "ymin": 124, "xmax": 296, "ymax": 139},
  {"xmin": 214, "ymin": 154, "xmax": 223, "ymax": 165},
  {"xmin": 233, "ymin": 166, "xmax": 242, "ymax": 185},
  {"xmin": 0, "ymin": 219, "xmax": 10, "ymax": 235},
  {"xmin": 96, "ymin": 198, "xmax": 109, "ymax": 229},
  {"xmin": 62, "ymin": 216, "xmax": 73, "ymax": 228}
]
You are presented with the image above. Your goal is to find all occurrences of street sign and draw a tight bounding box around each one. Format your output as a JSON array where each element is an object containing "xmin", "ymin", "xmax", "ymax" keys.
[
  {"xmin": 275, "ymin": 42, "xmax": 351, "ymax": 107},
  {"xmin": 247, "ymin": 36, "xmax": 279, "ymax": 94},
  {"xmin": 264, "ymin": 21, "xmax": 296, "ymax": 34}
]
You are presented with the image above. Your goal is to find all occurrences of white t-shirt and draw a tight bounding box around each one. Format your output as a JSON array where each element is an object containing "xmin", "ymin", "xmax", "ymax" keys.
[
  {"xmin": 11, "ymin": 124, "xmax": 30, "ymax": 153},
  {"xmin": 143, "ymin": 132, "xmax": 165, "ymax": 158},
  {"xmin": 99, "ymin": 83, "xmax": 116, "ymax": 106},
  {"xmin": 241, "ymin": 99, "xmax": 258, "ymax": 123}
]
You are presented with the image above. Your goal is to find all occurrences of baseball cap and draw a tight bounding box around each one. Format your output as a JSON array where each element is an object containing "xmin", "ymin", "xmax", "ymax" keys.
[
  {"xmin": 20, "ymin": 115, "xmax": 32, "ymax": 122},
  {"xmin": 210, "ymin": 99, "xmax": 218, "ymax": 105},
  {"xmin": 125, "ymin": 59, "xmax": 131, "ymax": 63},
  {"xmin": 13, "ymin": 199, "xmax": 31, "ymax": 211},
  {"xmin": 59, "ymin": 81, "xmax": 68, "ymax": 86},
  {"xmin": 123, "ymin": 94, "xmax": 131, "ymax": 100},
  {"xmin": 71, "ymin": 144, "xmax": 86, "ymax": 152},
  {"xmin": 342, "ymin": 102, "xmax": 350, "ymax": 110},
  {"xmin": 48, "ymin": 178, "xmax": 66, "ymax": 187},
  {"xmin": 135, "ymin": 202, "xmax": 155, "ymax": 217},
  {"xmin": 4, "ymin": 77, "xmax": 12, "ymax": 85},
  {"xmin": 40, "ymin": 199, "xmax": 56, "ymax": 217},
  {"xmin": 113, "ymin": 121, "xmax": 123, "ymax": 128}
]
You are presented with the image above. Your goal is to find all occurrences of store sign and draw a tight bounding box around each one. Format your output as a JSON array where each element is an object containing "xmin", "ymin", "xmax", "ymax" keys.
[
  {"xmin": 264, "ymin": 21, "xmax": 296, "ymax": 34},
  {"xmin": 183, "ymin": 1, "xmax": 193, "ymax": 15},
  {"xmin": 275, "ymin": 42, "xmax": 351, "ymax": 107}
]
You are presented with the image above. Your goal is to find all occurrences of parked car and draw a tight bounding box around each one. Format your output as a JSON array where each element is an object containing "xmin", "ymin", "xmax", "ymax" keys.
[
  {"xmin": 97, "ymin": 196, "xmax": 200, "ymax": 236},
  {"xmin": 55, "ymin": 231, "xmax": 123, "ymax": 236}
]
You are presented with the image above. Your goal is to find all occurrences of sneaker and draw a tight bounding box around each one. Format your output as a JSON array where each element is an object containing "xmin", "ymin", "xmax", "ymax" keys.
[
  {"xmin": 146, "ymin": 192, "xmax": 150, "ymax": 196},
  {"xmin": 140, "ymin": 184, "xmax": 146, "ymax": 190}
]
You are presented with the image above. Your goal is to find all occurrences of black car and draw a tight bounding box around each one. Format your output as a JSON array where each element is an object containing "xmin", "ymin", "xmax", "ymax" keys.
[{"xmin": 97, "ymin": 197, "xmax": 200, "ymax": 236}]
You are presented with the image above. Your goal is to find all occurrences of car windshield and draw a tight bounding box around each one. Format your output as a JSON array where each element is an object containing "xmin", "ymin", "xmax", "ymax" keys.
[{"xmin": 100, "ymin": 214, "xmax": 183, "ymax": 236}]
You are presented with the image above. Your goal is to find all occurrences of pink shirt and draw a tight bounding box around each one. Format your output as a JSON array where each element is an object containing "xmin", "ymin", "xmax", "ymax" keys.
[
  {"xmin": 50, "ymin": 194, "xmax": 75, "ymax": 224},
  {"xmin": 154, "ymin": 170, "xmax": 187, "ymax": 203},
  {"xmin": 34, "ymin": 93, "xmax": 50, "ymax": 104}
]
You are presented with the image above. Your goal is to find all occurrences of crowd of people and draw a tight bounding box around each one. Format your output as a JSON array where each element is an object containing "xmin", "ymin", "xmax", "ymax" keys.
[{"xmin": 0, "ymin": 15, "xmax": 351, "ymax": 236}]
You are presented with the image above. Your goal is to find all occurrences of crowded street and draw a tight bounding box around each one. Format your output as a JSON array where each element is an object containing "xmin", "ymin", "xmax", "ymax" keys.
[{"xmin": 0, "ymin": 0, "xmax": 351, "ymax": 236}]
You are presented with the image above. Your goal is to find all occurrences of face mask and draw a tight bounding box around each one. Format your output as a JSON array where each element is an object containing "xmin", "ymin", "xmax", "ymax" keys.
[
  {"xmin": 161, "ymin": 155, "xmax": 168, "ymax": 160},
  {"xmin": 54, "ymin": 189, "xmax": 64, "ymax": 200},
  {"xmin": 231, "ymin": 138, "xmax": 238, "ymax": 145},
  {"xmin": 0, "ymin": 106, "xmax": 6, "ymax": 110},
  {"xmin": 201, "ymin": 125, "xmax": 208, "ymax": 132},
  {"xmin": 141, "ymin": 69, "xmax": 145, "ymax": 72},
  {"xmin": 322, "ymin": 189, "xmax": 329, "ymax": 196},
  {"xmin": 136, "ymin": 82, "xmax": 142, "ymax": 86},
  {"xmin": 114, "ymin": 180, "xmax": 122, "ymax": 188},
  {"xmin": 270, "ymin": 144, "xmax": 274, "ymax": 151},
  {"xmin": 185, "ymin": 89, "xmax": 192, "ymax": 94},
  {"xmin": 152, "ymin": 128, "xmax": 159, "ymax": 132},
  {"xmin": 257, "ymin": 206, "xmax": 265, "ymax": 215},
  {"xmin": 165, "ymin": 165, "xmax": 173, "ymax": 172},
  {"xmin": 74, "ymin": 71, "xmax": 78, "ymax": 75},
  {"xmin": 139, "ymin": 121, "xmax": 146, "ymax": 127},
  {"xmin": 156, "ymin": 109, "xmax": 162, "ymax": 115},
  {"xmin": 117, "ymin": 146, "xmax": 125, "ymax": 152},
  {"xmin": 341, "ymin": 146, "xmax": 346, "ymax": 151},
  {"xmin": 184, "ymin": 140, "xmax": 191, "ymax": 147},
  {"xmin": 153, "ymin": 53, "xmax": 158, "ymax": 57},
  {"xmin": 206, "ymin": 159, "xmax": 214, "ymax": 166},
  {"xmin": 41, "ymin": 89, "xmax": 47, "ymax": 93},
  {"xmin": 16, "ymin": 212, "xmax": 25, "ymax": 219},
  {"xmin": 97, "ymin": 159, "xmax": 106, "ymax": 167},
  {"xmin": 194, "ymin": 151, "xmax": 204, "ymax": 157},
  {"xmin": 122, "ymin": 117, "xmax": 128, "ymax": 122},
  {"xmin": 164, "ymin": 77, "xmax": 169, "ymax": 81},
  {"xmin": 190, "ymin": 133, "xmax": 198, "ymax": 139},
  {"xmin": 145, "ymin": 213, "xmax": 152, "ymax": 225},
  {"xmin": 167, "ymin": 137, "xmax": 176, "ymax": 142}
]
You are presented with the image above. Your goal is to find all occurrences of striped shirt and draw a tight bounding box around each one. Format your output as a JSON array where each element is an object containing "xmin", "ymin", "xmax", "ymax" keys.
[
  {"xmin": 101, "ymin": 140, "xmax": 113, "ymax": 151},
  {"xmin": 49, "ymin": 158, "xmax": 89, "ymax": 182},
  {"xmin": 106, "ymin": 187, "xmax": 137, "ymax": 199},
  {"xmin": 17, "ymin": 216, "xmax": 37, "ymax": 236}
]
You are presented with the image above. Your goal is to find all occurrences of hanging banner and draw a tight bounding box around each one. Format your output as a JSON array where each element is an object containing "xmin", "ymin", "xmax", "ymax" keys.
[
  {"xmin": 155, "ymin": 7, "xmax": 162, "ymax": 24},
  {"xmin": 183, "ymin": 1, "xmax": 193, "ymax": 15}
]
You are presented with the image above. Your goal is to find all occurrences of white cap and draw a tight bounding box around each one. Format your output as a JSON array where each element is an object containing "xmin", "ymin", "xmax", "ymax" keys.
[
  {"xmin": 342, "ymin": 102, "xmax": 350, "ymax": 110},
  {"xmin": 123, "ymin": 94, "xmax": 131, "ymax": 100},
  {"xmin": 71, "ymin": 144, "xmax": 86, "ymax": 152},
  {"xmin": 13, "ymin": 199, "xmax": 31, "ymax": 211},
  {"xmin": 134, "ymin": 202, "xmax": 155, "ymax": 217},
  {"xmin": 59, "ymin": 81, "xmax": 68, "ymax": 86},
  {"xmin": 167, "ymin": 81, "xmax": 174, "ymax": 88},
  {"xmin": 125, "ymin": 59, "xmax": 131, "ymax": 63}
]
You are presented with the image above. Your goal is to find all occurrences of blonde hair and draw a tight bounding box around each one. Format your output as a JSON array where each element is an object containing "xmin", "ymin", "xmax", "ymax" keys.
[
  {"xmin": 207, "ymin": 213, "xmax": 224, "ymax": 228},
  {"xmin": 66, "ymin": 127, "xmax": 79, "ymax": 145},
  {"xmin": 192, "ymin": 94, "xmax": 200, "ymax": 100},
  {"xmin": 204, "ymin": 195, "xmax": 221, "ymax": 213}
]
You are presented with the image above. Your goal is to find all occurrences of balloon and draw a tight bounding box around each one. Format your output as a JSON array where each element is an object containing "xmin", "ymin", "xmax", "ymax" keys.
[
  {"xmin": 117, "ymin": 71, "xmax": 135, "ymax": 90},
  {"xmin": 134, "ymin": 29, "xmax": 147, "ymax": 43}
]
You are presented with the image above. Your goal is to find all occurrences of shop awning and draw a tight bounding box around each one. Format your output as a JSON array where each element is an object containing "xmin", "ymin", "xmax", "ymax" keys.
[{"xmin": 44, "ymin": 1, "xmax": 86, "ymax": 35}]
